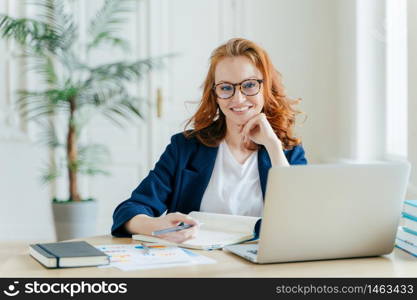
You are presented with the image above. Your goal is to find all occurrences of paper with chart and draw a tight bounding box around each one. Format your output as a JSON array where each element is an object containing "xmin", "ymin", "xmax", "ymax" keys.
[{"xmin": 95, "ymin": 244, "xmax": 215, "ymax": 271}]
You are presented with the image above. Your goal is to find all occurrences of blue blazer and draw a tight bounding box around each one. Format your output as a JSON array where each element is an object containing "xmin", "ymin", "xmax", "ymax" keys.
[{"xmin": 111, "ymin": 132, "xmax": 307, "ymax": 237}]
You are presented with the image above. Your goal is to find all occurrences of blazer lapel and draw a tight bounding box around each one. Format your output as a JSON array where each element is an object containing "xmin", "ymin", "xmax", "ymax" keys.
[
  {"xmin": 189, "ymin": 143, "xmax": 219, "ymax": 174},
  {"xmin": 178, "ymin": 143, "xmax": 218, "ymax": 213},
  {"xmin": 258, "ymin": 146, "xmax": 272, "ymax": 199}
]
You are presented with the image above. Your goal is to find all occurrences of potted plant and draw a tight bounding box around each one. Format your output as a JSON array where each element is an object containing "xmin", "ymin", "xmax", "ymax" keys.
[{"xmin": 0, "ymin": 0, "xmax": 157, "ymax": 240}]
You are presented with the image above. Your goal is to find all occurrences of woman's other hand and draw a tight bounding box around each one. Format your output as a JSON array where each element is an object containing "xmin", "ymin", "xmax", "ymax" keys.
[
  {"xmin": 126, "ymin": 212, "xmax": 200, "ymax": 244},
  {"xmin": 154, "ymin": 212, "xmax": 200, "ymax": 243}
]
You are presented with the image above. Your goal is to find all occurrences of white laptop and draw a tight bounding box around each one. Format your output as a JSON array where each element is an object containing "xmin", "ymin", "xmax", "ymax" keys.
[{"xmin": 223, "ymin": 162, "xmax": 410, "ymax": 263}]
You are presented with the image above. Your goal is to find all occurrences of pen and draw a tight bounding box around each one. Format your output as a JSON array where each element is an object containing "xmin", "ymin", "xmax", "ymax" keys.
[
  {"xmin": 140, "ymin": 242, "xmax": 151, "ymax": 255},
  {"xmin": 152, "ymin": 222, "xmax": 194, "ymax": 236}
]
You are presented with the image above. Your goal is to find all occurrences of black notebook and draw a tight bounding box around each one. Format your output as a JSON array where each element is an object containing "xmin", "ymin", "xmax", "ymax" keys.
[{"xmin": 29, "ymin": 241, "xmax": 110, "ymax": 268}]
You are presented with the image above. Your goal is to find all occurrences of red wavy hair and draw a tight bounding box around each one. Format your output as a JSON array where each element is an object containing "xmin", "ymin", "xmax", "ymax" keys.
[{"xmin": 184, "ymin": 38, "xmax": 301, "ymax": 150}]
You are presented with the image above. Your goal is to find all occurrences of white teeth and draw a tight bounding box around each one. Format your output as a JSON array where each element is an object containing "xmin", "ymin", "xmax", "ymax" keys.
[{"xmin": 231, "ymin": 106, "xmax": 251, "ymax": 112}]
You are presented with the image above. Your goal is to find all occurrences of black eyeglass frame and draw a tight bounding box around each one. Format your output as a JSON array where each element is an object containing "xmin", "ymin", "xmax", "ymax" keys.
[{"xmin": 212, "ymin": 79, "xmax": 264, "ymax": 99}]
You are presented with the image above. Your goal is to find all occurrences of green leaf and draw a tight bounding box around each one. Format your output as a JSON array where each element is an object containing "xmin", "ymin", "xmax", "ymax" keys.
[
  {"xmin": 87, "ymin": 0, "xmax": 135, "ymax": 52},
  {"xmin": 32, "ymin": 0, "xmax": 77, "ymax": 50},
  {"xmin": 36, "ymin": 118, "xmax": 62, "ymax": 148},
  {"xmin": 16, "ymin": 89, "xmax": 73, "ymax": 120},
  {"xmin": 76, "ymin": 144, "xmax": 110, "ymax": 176},
  {"xmin": 26, "ymin": 53, "xmax": 58, "ymax": 86},
  {"xmin": 40, "ymin": 159, "xmax": 61, "ymax": 184},
  {"xmin": 0, "ymin": 14, "xmax": 62, "ymax": 53}
]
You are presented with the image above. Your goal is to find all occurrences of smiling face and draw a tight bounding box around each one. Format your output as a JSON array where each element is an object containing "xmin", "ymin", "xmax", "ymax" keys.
[{"xmin": 214, "ymin": 56, "xmax": 264, "ymax": 127}]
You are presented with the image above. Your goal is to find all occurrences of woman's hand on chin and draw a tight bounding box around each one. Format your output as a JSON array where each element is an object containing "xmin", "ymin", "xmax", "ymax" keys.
[{"xmin": 241, "ymin": 113, "xmax": 282, "ymax": 149}]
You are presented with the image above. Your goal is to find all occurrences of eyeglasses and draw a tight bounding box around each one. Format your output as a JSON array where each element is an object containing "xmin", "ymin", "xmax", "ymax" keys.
[{"xmin": 213, "ymin": 79, "xmax": 263, "ymax": 99}]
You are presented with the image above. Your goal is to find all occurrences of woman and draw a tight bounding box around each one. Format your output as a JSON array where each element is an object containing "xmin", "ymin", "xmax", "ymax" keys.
[{"xmin": 111, "ymin": 38, "xmax": 307, "ymax": 243}]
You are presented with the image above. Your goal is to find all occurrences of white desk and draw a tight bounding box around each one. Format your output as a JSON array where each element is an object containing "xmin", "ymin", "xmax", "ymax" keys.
[{"xmin": 1, "ymin": 235, "xmax": 417, "ymax": 277}]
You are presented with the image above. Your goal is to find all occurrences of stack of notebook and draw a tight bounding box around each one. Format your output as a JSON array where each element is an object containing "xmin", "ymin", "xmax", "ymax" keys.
[{"xmin": 396, "ymin": 200, "xmax": 417, "ymax": 257}]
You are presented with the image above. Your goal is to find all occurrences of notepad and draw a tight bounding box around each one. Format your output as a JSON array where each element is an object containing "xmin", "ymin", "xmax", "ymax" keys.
[
  {"xmin": 132, "ymin": 211, "xmax": 261, "ymax": 250},
  {"xmin": 29, "ymin": 241, "xmax": 109, "ymax": 268}
]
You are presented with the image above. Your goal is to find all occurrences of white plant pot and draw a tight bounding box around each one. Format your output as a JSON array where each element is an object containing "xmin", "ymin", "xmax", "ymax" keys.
[{"xmin": 52, "ymin": 200, "xmax": 98, "ymax": 241}]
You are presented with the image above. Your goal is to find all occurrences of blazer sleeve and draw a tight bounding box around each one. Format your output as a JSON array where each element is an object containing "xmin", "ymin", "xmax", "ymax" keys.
[
  {"xmin": 111, "ymin": 135, "xmax": 179, "ymax": 237},
  {"xmin": 286, "ymin": 144, "xmax": 308, "ymax": 165}
]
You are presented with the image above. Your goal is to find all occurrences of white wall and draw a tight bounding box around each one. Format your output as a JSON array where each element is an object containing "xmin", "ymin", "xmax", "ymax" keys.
[
  {"xmin": 0, "ymin": 0, "xmax": 56, "ymax": 241},
  {"xmin": 407, "ymin": 0, "xmax": 417, "ymax": 198},
  {"xmin": 241, "ymin": 0, "xmax": 339, "ymax": 163},
  {"xmin": 0, "ymin": 141, "xmax": 55, "ymax": 241},
  {"xmin": 336, "ymin": 0, "xmax": 388, "ymax": 163}
]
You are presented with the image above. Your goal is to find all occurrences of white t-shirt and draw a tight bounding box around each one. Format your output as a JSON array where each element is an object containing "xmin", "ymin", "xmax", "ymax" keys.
[{"xmin": 199, "ymin": 141, "xmax": 264, "ymax": 217}]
